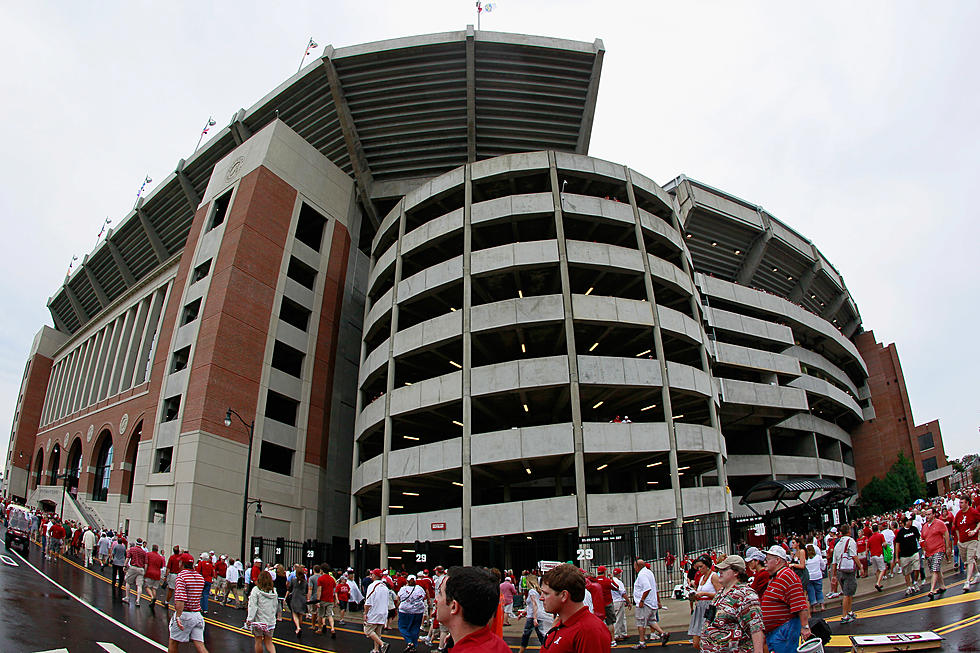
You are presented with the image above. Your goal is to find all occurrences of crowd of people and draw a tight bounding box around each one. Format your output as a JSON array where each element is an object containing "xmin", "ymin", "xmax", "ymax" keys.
[{"xmin": 3, "ymin": 483, "xmax": 977, "ymax": 653}]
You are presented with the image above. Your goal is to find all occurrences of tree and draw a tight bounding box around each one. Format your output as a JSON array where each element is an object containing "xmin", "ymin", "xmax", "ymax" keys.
[{"xmin": 890, "ymin": 452, "xmax": 927, "ymax": 501}]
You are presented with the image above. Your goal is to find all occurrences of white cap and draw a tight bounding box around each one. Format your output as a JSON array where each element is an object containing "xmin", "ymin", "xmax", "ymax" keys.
[
  {"xmin": 254, "ymin": 558, "xmax": 262, "ymax": 564},
  {"xmin": 764, "ymin": 545, "xmax": 790, "ymax": 562},
  {"xmin": 505, "ymin": 576, "xmax": 511, "ymax": 581},
  {"xmin": 407, "ymin": 574, "xmax": 416, "ymax": 581},
  {"xmin": 200, "ymin": 552, "xmax": 208, "ymax": 559},
  {"xmin": 830, "ymin": 527, "xmax": 838, "ymax": 533}
]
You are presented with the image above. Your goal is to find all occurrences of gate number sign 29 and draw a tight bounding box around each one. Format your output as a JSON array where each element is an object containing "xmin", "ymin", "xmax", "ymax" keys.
[
  {"xmin": 576, "ymin": 548, "xmax": 594, "ymax": 561},
  {"xmin": 416, "ymin": 553, "xmax": 427, "ymax": 563}
]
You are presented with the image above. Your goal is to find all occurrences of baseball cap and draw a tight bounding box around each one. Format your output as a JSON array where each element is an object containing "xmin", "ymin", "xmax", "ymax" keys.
[
  {"xmin": 371, "ymin": 568, "xmax": 382, "ymax": 576},
  {"xmin": 830, "ymin": 527, "xmax": 838, "ymax": 533},
  {"xmin": 764, "ymin": 546, "xmax": 790, "ymax": 562},
  {"xmin": 744, "ymin": 547, "xmax": 766, "ymax": 563},
  {"xmin": 407, "ymin": 574, "xmax": 416, "ymax": 581},
  {"xmin": 715, "ymin": 555, "xmax": 746, "ymax": 572},
  {"xmin": 435, "ymin": 565, "xmax": 445, "ymax": 571},
  {"xmin": 254, "ymin": 558, "xmax": 262, "ymax": 564},
  {"xmin": 200, "ymin": 552, "xmax": 208, "ymax": 559},
  {"xmin": 597, "ymin": 565, "xmax": 607, "ymax": 573},
  {"xmin": 613, "ymin": 567, "xmax": 623, "ymax": 574}
]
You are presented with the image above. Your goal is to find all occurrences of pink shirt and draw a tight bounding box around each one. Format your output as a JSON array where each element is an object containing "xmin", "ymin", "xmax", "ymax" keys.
[
  {"xmin": 499, "ymin": 580, "xmax": 517, "ymax": 605},
  {"xmin": 920, "ymin": 518, "xmax": 949, "ymax": 556}
]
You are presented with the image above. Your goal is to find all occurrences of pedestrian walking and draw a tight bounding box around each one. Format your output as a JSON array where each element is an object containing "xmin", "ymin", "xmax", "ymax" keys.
[
  {"xmin": 222, "ymin": 557, "xmax": 244, "ymax": 608},
  {"xmin": 698, "ymin": 555, "xmax": 764, "ymax": 653},
  {"xmin": 610, "ymin": 567, "xmax": 630, "ymax": 642},
  {"xmin": 920, "ymin": 506, "xmax": 952, "ymax": 599},
  {"xmin": 168, "ymin": 558, "xmax": 209, "ymax": 652},
  {"xmin": 110, "ymin": 536, "xmax": 128, "ymax": 599},
  {"xmin": 804, "ymin": 544, "xmax": 825, "ymax": 612},
  {"xmin": 632, "ymin": 558, "xmax": 669, "ymax": 648},
  {"xmin": 517, "ymin": 574, "xmax": 551, "ymax": 652},
  {"xmin": 397, "ymin": 574, "xmax": 427, "ymax": 651},
  {"xmin": 363, "ymin": 568, "xmax": 391, "ymax": 653},
  {"xmin": 124, "ymin": 539, "xmax": 147, "ymax": 606},
  {"xmin": 954, "ymin": 497, "xmax": 980, "ymax": 591},
  {"xmin": 314, "ymin": 565, "xmax": 337, "ymax": 637},
  {"xmin": 246, "ymin": 570, "xmax": 279, "ymax": 653},
  {"xmin": 284, "ymin": 567, "xmax": 308, "ymax": 638},
  {"xmin": 82, "ymin": 527, "xmax": 97, "ymax": 567},
  {"xmin": 97, "ymin": 531, "xmax": 112, "ymax": 568},
  {"xmin": 832, "ymin": 525, "xmax": 859, "ymax": 622},
  {"xmin": 144, "ymin": 543, "xmax": 166, "ymax": 612},
  {"xmin": 760, "ymin": 546, "xmax": 811, "ymax": 653},
  {"xmin": 689, "ymin": 555, "xmax": 720, "ymax": 650}
]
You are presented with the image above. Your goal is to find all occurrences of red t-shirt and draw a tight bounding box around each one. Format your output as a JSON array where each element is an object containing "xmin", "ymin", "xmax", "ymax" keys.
[
  {"xmin": 452, "ymin": 625, "xmax": 511, "ymax": 652},
  {"xmin": 585, "ymin": 580, "xmax": 604, "ymax": 615},
  {"xmin": 195, "ymin": 560, "xmax": 214, "ymax": 582},
  {"xmin": 336, "ymin": 580, "xmax": 351, "ymax": 602},
  {"xmin": 214, "ymin": 560, "xmax": 227, "ymax": 577},
  {"xmin": 166, "ymin": 554, "xmax": 184, "ymax": 574},
  {"xmin": 856, "ymin": 537, "xmax": 868, "ymax": 555},
  {"xmin": 750, "ymin": 569, "xmax": 770, "ymax": 596},
  {"xmin": 50, "ymin": 524, "xmax": 66, "ymax": 539},
  {"xmin": 920, "ymin": 518, "xmax": 949, "ymax": 556},
  {"xmin": 145, "ymin": 551, "xmax": 165, "ymax": 581},
  {"xmin": 955, "ymin": 508, "xmax": 980, "ymax": 543},
  {"xmin": 127, "ymin": 546, "xmax": 147, "ymax": 568},
  {"xmin": 250, "ymin": 564, "xmax": 262, "ymax": 583},
  {"xmin": 760, "ymin": 566, "xmax": 807, "ymax": 633},
  {"xmin": 594, "ymin": 576, "xmax": 615, "ymax": 607},
  {"xmin": 542, "ymin": 604, "xmax": 612, "ymax": 651},
  {"xmin": 868, "ymin": 532, "xmax": 885, "ymax": 557},
  {"xmin": 318, "ymin": 572, "xmax": 337, "ymax": 602},
  {"xmin": 416, "ymin": 576, "xmax": 434, "ymax": 598}
]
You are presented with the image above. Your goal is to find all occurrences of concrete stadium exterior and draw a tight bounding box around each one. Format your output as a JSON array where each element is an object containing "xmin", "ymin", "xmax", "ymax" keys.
[{"xmin": 3, "ymin": 28, "xmax": 947, "ymax": 567}]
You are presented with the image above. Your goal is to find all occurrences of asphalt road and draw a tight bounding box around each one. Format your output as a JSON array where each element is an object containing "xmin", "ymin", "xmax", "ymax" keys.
[{"xmin": 1, "ymin": 535, "xmax": 977, "ymax": 652}]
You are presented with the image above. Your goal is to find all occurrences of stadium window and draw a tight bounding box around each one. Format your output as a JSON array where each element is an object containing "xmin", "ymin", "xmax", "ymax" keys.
[
  {"xmin": 271, "ymin": 340, "xmax": 304, "ymax": 378},
  {"xmin": 162, "ymin": 395, "xmax": 181, "ymax": 422},
  {"xmin": 279, "ymin": 296, "xmax": 311, "ymax": 332},
  {"xmin": 265, "ymin": 390, "xmax": 299, "ymax": 426},
  {"xmin": 170, "ymin": 346, "xmax": 191, "ymax": 373},
  {"xmin": 286, "ymin": 256, "xmax": 317, "ymax": 290},
  {"xmin": 258, "ymin": 441, "xmax": 294, "ymax": 476},
  {"xmin": 922, "ymin": 456, "xmax": 938, "ymax": 473},
  {"xmin": 917, "ymin": 432, "xmax": 934, "ymax": 452},
  {"xmin": 295, "ymin": 203, "xmax": 327, "ymax": 252},
  {"xmin": 154, "ymin": 447, "xmax": 173, "ymax": 473},
  {"xmin": 192, "ymin": 259, "xmax": 212, "ymax": 283},
  {"xmin": 208, "ymin": 191, "xmax": 232, "ymax": 231},
  {"xmin": 149, "ymin": 500, "xmax": 168, "ymax": 523},
  {"xmin": 181, "ymin": 298, "xmax": 202, "ymax": 326}
]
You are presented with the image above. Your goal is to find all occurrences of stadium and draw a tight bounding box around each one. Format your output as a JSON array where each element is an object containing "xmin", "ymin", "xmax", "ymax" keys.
[{"xmin": 4, "ymin": 28, "xmax": 947, "ymax": 570}]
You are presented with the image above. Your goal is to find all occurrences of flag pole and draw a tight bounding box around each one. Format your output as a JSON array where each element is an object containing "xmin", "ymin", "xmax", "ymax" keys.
[
  {"xmin": 298, "ymin": 37, "xmax": 319, "ymax": 73},
  {"xmin": 195, "ymin": 116, "xmax": 217, "ymax": 152},
  {"xmin": 476, "ymin": 1, "xmax": 481, "ymax": 30}
]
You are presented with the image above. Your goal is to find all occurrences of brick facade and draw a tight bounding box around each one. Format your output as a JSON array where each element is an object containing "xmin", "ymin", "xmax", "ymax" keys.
[{"xmin": 852, "ymin": 330, "xmax": 947, "ymax": 492}]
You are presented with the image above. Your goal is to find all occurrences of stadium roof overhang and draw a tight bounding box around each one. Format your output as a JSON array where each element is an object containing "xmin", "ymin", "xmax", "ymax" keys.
[
  {"xmin": 48, "ymin": 28, "xmax": 604, "ymax": 337},
  {"xmin": 739, "ymin": 478, "xmax": 855, "ymax": 517}
]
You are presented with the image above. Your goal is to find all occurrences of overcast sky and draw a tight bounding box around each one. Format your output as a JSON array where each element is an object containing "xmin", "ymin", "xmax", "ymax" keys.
[{"xmin": 1, "ymin": 1, "xmax": 976, "ymax": 468}]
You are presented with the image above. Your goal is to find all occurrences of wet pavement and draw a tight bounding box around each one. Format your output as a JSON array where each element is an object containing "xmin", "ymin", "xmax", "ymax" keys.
[{"xmin": 1, "ymin": 534, "xmax": 978, "ymax": 652}]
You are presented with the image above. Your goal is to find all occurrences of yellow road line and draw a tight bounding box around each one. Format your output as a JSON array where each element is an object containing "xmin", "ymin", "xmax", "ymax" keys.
[
  {"xmin": 936, "ymin": 613, "xmax": 980, "ymax": 635},
  {"xmin": 856, "ymin": 591, "xmax": 979, "ymax": 619}
]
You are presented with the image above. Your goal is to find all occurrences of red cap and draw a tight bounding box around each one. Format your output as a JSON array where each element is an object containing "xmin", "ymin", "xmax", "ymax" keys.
[
  {"xmin": 597, "ymin": 565, "xmax": 607, "ymax": 573},
  {"xmin": 371, "ymin": 568, "xmax": 382, "ymax": 576},
  {"xmin": 613, "ymin": 568, "xmax": 623, "ymax": 575}
]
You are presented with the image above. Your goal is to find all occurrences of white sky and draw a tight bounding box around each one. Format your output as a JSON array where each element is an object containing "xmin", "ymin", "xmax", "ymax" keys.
[{"xmin": 1, "ymin": 1, "xmax": 976, "ymax": 467}]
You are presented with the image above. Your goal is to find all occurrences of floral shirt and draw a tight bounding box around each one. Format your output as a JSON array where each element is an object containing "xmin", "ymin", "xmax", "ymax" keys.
[{"xmin": 700, "ymin": 583, "xmax": 764, "ymax": 653}]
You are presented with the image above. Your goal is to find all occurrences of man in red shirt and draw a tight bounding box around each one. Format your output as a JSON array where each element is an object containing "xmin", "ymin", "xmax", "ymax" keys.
[
  {"xmin": 435, "ymin": 566, "xmax": 509, "ymax": 652},
  {"xmin": 920, "ymin": 507, "xmax": 952, "ymax": 599},
  {"xmin": 954, "ymin": 497, "xmax": 980, "ymax": 592},
  {"xmin": 124, "ymin": 540, "xmax": 147, "ymax": 607},
  {"xmin": 48, "ymin": 519, "xmax": 66, "ymax": 561},
  {"xmin": 761, "ymin": 546, "xmax": 811, "ymax": 653},
  {"xmin": 593, "ymin": 566, "xmax": 617, "ymax": 639},
  {"xmin": 212, "ymin": 555, "xmax": 228, "ymax": 607},
  {"xmin": 144, "ymin": 543, "xmax": 166, "ymax": 612},
  {"xmin": 195, "ymin": 553, "xmax": 215, "ymax": 613},
  {"xmin": 170, "ymin": 558, "xmax": 209, "ymax": 652},
  {"xmin": 868, "ymin": 524, "xmax": 887, "ymax": 591},
  {"xmin": 539, "ymin": 563, "xmax": 612, "ymax": 652},
  {"xmin": 164, "ymin": 546, "xmax": 185, "ymax": 607},
  {"xmin": 315, "ymin": 565, "xmax": 337, "ymax": 637}
]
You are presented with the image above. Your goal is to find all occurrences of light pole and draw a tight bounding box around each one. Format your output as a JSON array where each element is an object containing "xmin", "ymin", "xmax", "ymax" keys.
[{"xmin": 225, "ymin": 408, "xmax": 256, "ymax": 563}]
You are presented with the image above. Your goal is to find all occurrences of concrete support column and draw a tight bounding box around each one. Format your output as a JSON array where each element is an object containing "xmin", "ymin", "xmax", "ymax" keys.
[
  {"xmin": 379, "ymin": 203, "xmax": 407, "ymax": 567},
  {"xmin": 766, "ymin": 428, "xmax": 776, "ymax": 479},
  {"xmin": 669, "ymin": 201, "xmax": 729, "ymax": 512},
  {"xmin": 549, "ymin": 152, "xmax": 588, "ymax": 537},
  {"xmin": 462, "ymin": 166, "xmax": 474, "ymax": 564},
  {"xmin": 624, "ymin": 170, "xmax": 684, "ymax": 531}
]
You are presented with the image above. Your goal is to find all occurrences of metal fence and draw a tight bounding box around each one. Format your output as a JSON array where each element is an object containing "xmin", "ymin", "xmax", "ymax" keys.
[{"xmin": 250, "ymin": 536, "xmax": 348, "ymax": 571}]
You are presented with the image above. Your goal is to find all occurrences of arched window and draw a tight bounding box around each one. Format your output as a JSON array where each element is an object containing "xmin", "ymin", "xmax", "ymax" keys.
[
  {"xmin": 48, "ymin": 444, "xmax": 61, "ymax": 484},
  {"xmin": 124, "ymin": 421, "xmax": 142, "ymax": 503},
  {"xmin": 33, "ymin": 450, "xmax": 44, "ymax": 490},
  {"xmin": 92, "ymin": 434, "xmax": 113, "ymax": 502},
  {"xmin": 67, "ymin": 439, "xmax": 83, "ymax": 497}
]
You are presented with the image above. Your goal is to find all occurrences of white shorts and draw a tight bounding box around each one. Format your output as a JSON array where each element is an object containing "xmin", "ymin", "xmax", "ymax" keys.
[
  {"xmin": 169, "ymin": 611, "xmax": 205, "ymax": 642},
  {"xmin": 870, "ymin": 555, "xmax": 886, "ymax": 572}
]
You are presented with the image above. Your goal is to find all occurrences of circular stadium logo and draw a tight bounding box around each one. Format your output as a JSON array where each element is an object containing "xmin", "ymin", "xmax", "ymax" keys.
[
  {"xmin": 225, "ymin": 156, "xmax": 245, "ymax": 181},
  {"xmin": 119, "ymin": 413, "xmax": 129, "ymax": 435},
  {"xmin": 87, "ymin": 424, "xmax": 94, "ymax": 442}
]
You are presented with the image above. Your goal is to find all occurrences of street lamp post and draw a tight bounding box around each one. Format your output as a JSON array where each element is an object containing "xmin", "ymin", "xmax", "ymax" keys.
[{"xmin": 225, "ymin": 408, "xmax": 256, "ymax": 563}]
